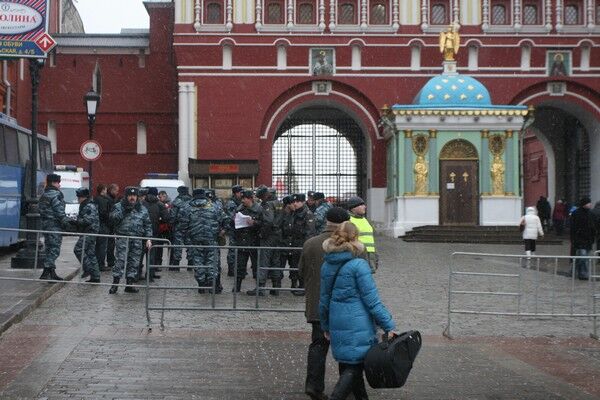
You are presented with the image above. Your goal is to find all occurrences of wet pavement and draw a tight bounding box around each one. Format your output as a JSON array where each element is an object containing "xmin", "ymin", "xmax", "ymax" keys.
[{"xmin": 1, "ymin": 235, "xmax": 600, "ymax": 399}]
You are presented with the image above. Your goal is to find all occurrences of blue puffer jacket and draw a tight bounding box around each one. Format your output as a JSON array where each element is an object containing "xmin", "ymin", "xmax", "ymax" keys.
[{"xmin": 319, "ymin": 248, "xmax": 395, "ymax": 364}]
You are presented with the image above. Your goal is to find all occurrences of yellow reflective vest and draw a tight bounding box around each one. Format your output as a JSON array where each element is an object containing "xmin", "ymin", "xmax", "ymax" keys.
[{"xmin": 350, "ymin": 214, "xmax": 375, "ymax": 253}]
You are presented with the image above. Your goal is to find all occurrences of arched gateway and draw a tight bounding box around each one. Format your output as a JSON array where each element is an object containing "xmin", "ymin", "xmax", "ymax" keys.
[{"xmin": 271, "ymin": 106, "xmax": 366, "ymax": 202}]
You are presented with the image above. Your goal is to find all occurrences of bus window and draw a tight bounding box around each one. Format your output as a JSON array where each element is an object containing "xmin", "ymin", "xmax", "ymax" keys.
[
  {"xmin": 4, "ymin": 128, "xmax": 18, "ymax": 165},
  {"xmin": 45, "ymin": 141, "xmax": 53, "ymax": 169},
  {"xmin": 39, "ymin": 140, "xmax": 52, "ymax": 171},
  {"xmin": 17, "ymin": 132, "xmax": 30, "ymax": 166},
  {"xmin": 0, "ymin": 125, "xmax": 5, "ymax": 163}
]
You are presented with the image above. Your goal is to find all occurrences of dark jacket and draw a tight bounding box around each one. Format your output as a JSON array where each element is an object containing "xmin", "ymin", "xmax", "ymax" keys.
[
  {"xmin": 77, "ymin": 198, "xmax": 100, "ymax": 234},
  {"xmin": 298, "ymin": 224, "xmax": 336, "ymax": 322},
  {"xmin": 570, "ymin": 207, "xmax": 597, "ymax": 250},
  {"xmin": 95, "ymin": 194, "xmax": 112, "ymax": 228},
  {"xmin": 142, "ymin": 194, "xmax": 169, "ymax": 236},
  {"xmin": 259, "ymin": 199, "xmax": 281, "ymax": 245},
  {"xmin": 233, "ymin": 202, "xmax": 263, "ymax": 247},
  {"xmin": 536, "ymin": 197, "xmax": 551, "ymax": 220},
  {"xmin": 280, "ymin": 205, "xmax": 316, "ymax": 248},
  {"xmin": 591, "ymin": 202, "xmax": 600, "ymax": 237}
]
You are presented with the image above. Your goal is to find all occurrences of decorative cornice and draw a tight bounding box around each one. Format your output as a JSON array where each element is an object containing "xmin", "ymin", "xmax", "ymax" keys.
[{"xmin": 394, "ymin": 109, "xmax": 530, "ymax": 117}]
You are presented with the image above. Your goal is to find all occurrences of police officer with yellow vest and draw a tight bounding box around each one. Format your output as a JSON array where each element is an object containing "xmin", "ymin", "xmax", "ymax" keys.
[{"xmin": 347, "ymin": 196, "xmax": 378, "ymax": 272}]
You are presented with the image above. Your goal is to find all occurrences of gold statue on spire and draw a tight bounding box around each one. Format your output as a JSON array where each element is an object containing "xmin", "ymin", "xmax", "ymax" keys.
[{"xmin": 439, "ymin": 24, "xmax": 460, "ymax": 61}]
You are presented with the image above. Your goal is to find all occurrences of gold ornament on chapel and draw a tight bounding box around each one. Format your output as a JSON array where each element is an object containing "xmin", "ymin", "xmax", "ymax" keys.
[
  {"xmin": 489, "ymin": 135, "xmax": 506, "ymax": 196},
  {"xmin": 439, "ymin": 24, "xmax": 460, "ymax": 61},
  {"xmin": 412, "ymin": 135, "xmax": 429, "ymax": 195}
]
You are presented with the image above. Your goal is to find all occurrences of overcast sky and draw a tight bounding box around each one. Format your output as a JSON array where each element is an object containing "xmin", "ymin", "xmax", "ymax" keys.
[{"xmin": 73, "ymin": 0, "xmax": 150, "ymax": 33}]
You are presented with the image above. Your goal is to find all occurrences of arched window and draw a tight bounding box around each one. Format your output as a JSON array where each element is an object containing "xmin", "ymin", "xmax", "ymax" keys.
[
  {"xmin": 369, "ymin": 1, "xmax": 387, "ymax": 25},
  {"xmin": 205, "ymin": 2, "xmax": 223, "ymax": 23},
  {"xmin": 430, "ymin": 1, "xmax": 449, "ymax": 25},
  {"xmin": 564, "ymin": 2, "xmax": 582, "ymax": 25},
  {"xmin": 297, "ymin": 2, "xmax": 315, "ymax": 24},
  {"xmin": 491, "ymin": 4, "xmax": 507, "ymax": 24},
  {"xmin": 265, "ymin": 0, "xmax": 284, "ymax": 24},
  {"xmin": 338, "ymin": 1, "xmax": 357, "ymax": 24},
  {"xmin": 523, "ymin": 2, "xmax": 540, "ymax": 25}
]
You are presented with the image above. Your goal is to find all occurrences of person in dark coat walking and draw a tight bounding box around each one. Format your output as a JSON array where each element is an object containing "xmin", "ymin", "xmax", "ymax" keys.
[
  {"xmin": 298, "ymin": 207, "xmax": 350, "ymax": 400},
  {"xmin": 94, "ymin": 184, "xmax": 112, "ymax": 271},
  {"xmin": 552, "ymin": 199, "xmax": 568, "ymax": 236},
  {"xmin": 591, "ymin": 201, "xmax": 600, "ymax": 253},
  {"xmin": 536, "ymin": 196, "xmax": 551, "ymax": 232},
  {"xmin": 141, "ymin": 187, "xmax": 169, "ymax": 281},
  {"xmin": 105, "ymin": 183, "xmax": 120, "ymax": 269},
  {"xmin": 570, "ymin": 197, "xmax": 596, "ymax": 280}
]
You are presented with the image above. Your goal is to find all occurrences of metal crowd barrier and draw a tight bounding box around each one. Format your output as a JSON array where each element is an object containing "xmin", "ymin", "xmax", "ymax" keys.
[
  {"xmin": 444, "ymin": 251, "xmax": 600, "ymax": 340},
  {"xmin": 0, "ymin": 227, "xmax": 170, "ymax": 291},
  {"xmin": 145, "ymin": 244, "xmax": 305, "ymax": 329}
]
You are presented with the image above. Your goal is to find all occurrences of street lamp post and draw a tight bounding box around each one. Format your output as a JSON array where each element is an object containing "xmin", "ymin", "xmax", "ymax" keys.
[{"xmin": 84, "ymin": 89, "xmax": 100, "ymax": 191}]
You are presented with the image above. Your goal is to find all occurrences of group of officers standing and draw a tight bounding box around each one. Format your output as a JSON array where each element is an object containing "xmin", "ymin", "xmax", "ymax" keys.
[{"xmin": 37, "ymin": 172, "xmax": 377, "ymax": 296}]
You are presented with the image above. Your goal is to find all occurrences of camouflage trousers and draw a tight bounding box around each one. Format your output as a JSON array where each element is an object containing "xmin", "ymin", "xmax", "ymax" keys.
[
  {"xmin": 113, "ymin": 237, "xmax": 143, "ymax": 280},
  {"xmin": 226, "ymin": 235, "xmax": 236, "ymax": 273},
  {"xmin": 169, "ymin": 229, "xmax": 189, "ymax": 265},
  {"xmin": 74, "ymin": 235, "xmax": 100, "ymax": 280},
  {"xmin": 43, "ymin": 231, "xmax": 62, "ymax": 270},
  {"xmin": 189, "ymin": 239, "xmax": 218, "ymax": 284}
]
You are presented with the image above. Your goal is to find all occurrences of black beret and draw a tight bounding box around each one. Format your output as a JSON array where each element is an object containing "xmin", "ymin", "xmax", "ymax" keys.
[
  {"xmin": 347, "ymin": 196, "xmax": 365, "ymax": 210},
  {"xmin": 292, "ymin": 193, "xmax": 306, "ymax": 202},
  {"xmin": 177, "ymin": 186, "xmax": 189, "ymax": 195},
  {"xmin": 125, "ymin": 186, "xmax": 139, "ymax": 196},
  {"xmin": 326, "ymin": 207, "xmax": 350, "ymax": 223},
  {"xmin": 147, "ymin": 187, "xmax": 158, "ymax": 196},
  {"xmin": 241, "ymin": 190, "xmax": 254, "ymax": 199},
  {"xmin": 282, "ymin": 195, "xmax": 293, "ymax": 205},
  {"xmin": 46, "ymin": 173, "xmax": 61, "ymax": 184},
  {"xmin": 232, "ymin": 185, "xmax": 243, "ymax": 193},
  {"xmin": 312, "ymin": 192, "xmax": 325, "ymax": 201},
  {"xmin": 75, "ymin": 187, "xmax": 90, "ymax": 198}
]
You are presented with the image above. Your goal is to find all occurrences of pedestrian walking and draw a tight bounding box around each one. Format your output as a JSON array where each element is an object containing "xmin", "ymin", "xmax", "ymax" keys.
[
  {"xmin": 299, "ymin": 207, "xmax": 350, "ymax": 400},
  {"xmin": 225, "ymin": 185, "xmax": 244, "ymax": 276},
  {"xmin": 157, "ymin": 190, "xmax": 172, "ymax": 267},
  {"xmin": 552, "ymin": 199, "xmax": 567, "ymax": 236},
  {"xmin": 168, "ymin": 186, "xmax": 192, "ymax": 271},
  {"xmin": 38, "ymin": 173, "xmax": 72, "ymax": 281},
  {"xmin": 313, "ymin": 192, "xmax": 333, "ymax": 234},
  {"xmin": 105, "ymin": 183, "xmax": 120, "ymax": 270},
  {"xmin": 73, "ymin": 188, "xmax": 101, "ymax": 283},
  {"xmin": 94, "ymin": 184, "xmax": 112, "ymax": 271},
  {"xmin": 347, "ymin": 196, "xmax": 378, "ymax": 272},
  {"xmin": 108, "ymin": 187, "xmax": 152, "ymax": 294},
  {"xmin": 319, "ymin": 221, "xmax": 397, "ymax": 400},
  {"xmin": 536, "ymin": 196, "xmax": 552, "ymax": 232},
  {"xmin": 570, "ymin": 198, "xmax": 596, "ymax": 280},
  {"xmin": 519, "ymin": 206, "xmax": 544, "ymax": 268},
  {"xmin": 141, "ymin": 187, "xmax": 169, "ymax": 281},
  {"xmin": 232, "ymin": 190, "xmax": 262, "ymax": 292},
  {"xmin": 280, "ymin": 193, "xmax": 316, "ymax": 295}
]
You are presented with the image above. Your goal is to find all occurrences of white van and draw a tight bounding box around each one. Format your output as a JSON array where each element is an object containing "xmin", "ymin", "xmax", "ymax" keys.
[
  {"xmin": 139, "ymin": 174, "xmax": 185, "ymax": 202},
  {"xmin": 54, "ymin": 165, "xmax": 90, "ymax": 219}
]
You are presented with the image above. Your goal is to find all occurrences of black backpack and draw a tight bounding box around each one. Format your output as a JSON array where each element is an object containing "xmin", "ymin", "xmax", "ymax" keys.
[{"xmin": 364, "ymin": 330, "xmax": 422, "ymax": 388}]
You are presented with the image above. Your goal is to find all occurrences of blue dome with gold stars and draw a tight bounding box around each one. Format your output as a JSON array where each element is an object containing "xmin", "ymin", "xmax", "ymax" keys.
[{"xmin": 413, "ymin": 74, "xmax": 491, "ymax": 107}]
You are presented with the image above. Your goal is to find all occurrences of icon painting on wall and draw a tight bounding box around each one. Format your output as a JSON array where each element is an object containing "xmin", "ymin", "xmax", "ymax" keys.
[
  {"xmin": 311, "ymin": 48, "xmax": 335, "ymax": 76},
  {"xmin": 547, "ymin": 51, "xmax": 571, "ymax": 77}
]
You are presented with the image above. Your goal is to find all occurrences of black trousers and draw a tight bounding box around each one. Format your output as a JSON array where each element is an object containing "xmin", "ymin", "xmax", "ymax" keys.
[
  {"xmin": 305, "ymin": 322, "xmax": 329, "ymax": 394},
  {"xmin": 329, "ymin": 363, "xmax": 368, "ymax": 400}
]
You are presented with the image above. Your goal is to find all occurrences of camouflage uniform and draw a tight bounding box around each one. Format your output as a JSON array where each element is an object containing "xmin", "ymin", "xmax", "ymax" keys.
[
  {"xmin": 280, "ymin": 204, "xmax": 315, "ymax": 286},
  {"xmin": 74, "ymin": 198, "xmax": 100, "ymax": 280},
  {"xmin": 179, "ymin": 197, "xmax": 222, "ymax": 286},
  {"xmin": 39, "ymin": 186, "xmax": 71, "ymax": 272},
  {"xmin": 110, "ymin": 199, "xmax": 152, "ymax": 280},
  {"xmin": 314, "ymin": 201, "xmax": 333, "ymax": 234},
  {"xmin": 225, "ymin": 196, "xmax": 242, "ymax": 275},
  {"xmin": 169, "ymin": 193, "xmax": 192, "ymax": 266}
]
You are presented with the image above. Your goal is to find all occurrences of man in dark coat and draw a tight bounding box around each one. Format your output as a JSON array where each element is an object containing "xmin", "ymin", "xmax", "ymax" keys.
[
  {"xmin": 105, "ymin": 183, "xmax": 120, "ymax": 269},
  {"xmin": 232, "ymin": 190, "xmax": 263, "ymax": 292},
  {"xmin": 298, "ymin": 207, "xmax": 349, "ymax": 400},
  {"xmin": 591, "ymin": 201, "xmax": 600, "ymax": 253},
  {"xmin": 570, "ymin": 197, "xmax": 596, "ymax": 280},
  {"xmin": 94, "ymin": 184, "xmax": 112, "ymax": 271},
  {"xmin": 536, "ymin": 196, "xmax": 551, "ymax": 232},
  {"xmin": 141, "ymin": 187, "xmax": 169, "ymax": 281}
]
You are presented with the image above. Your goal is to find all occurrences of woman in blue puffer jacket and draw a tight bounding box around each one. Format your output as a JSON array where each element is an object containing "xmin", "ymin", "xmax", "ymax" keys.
[{"xmin": 319, "ymin": 221, "xmax": 397, "ymax": 400}]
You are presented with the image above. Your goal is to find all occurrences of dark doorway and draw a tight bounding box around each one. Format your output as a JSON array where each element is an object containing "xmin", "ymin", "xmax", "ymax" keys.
[{"xmin": 440, "ymin": 160, "xmax": 479, "ymax": 225}]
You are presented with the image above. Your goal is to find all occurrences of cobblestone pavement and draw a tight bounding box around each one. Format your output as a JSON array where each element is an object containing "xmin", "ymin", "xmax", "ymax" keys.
[{"xmin": 1, "ymin": 236, "xmax": 600, "ymax": 399}]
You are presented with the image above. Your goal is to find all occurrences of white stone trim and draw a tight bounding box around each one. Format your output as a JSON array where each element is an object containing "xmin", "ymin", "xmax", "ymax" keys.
[{"xmin": 480, "ymin": 196, "xmax": 522, "ymax": 225}]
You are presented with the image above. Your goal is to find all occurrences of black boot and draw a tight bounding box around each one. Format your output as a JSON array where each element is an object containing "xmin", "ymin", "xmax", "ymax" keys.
[
  {"xmin": 247, "ymin": 285, "xmax": 266, "ymax": 296},
  {"xmin": 232, "ymin": 279, "xmax": 243, "ymax": 293},
  {"xmin": 291, "ymin": 279, "xmax": 297, "ymax": 289},
  {"xmin": 86, "ymin": 277, "xmax": 101, "ymax": 283},
  {"xmin": 49, "ymin": 270, "xmax": 64, "ymax": 281},
  {"xmin": 215, "ymin": 274, "xmax": 223, "ymax": 294},
  {"xmin": 270, "ymin": 280, "xmax": 281, "ymax": 296},
  {"xmin": 124, "ymin": 277, "xmax": 139, "ymax": 293},
  {"xmin": 39, "ymin": 268, "xmax": 51, "ymax": 280},
  {"xmin": 197, "ymin": 280, "xmax": 206, "ymax": 294},
  {"xmin": 108, "ymin": 277, "xmax": 120, "ymax": 294}
]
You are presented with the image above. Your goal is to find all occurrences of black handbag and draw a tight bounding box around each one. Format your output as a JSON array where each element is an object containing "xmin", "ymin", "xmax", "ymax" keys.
[{"xmin": 364, "ymin": 330, "xmax": 422, "ymax": 389}]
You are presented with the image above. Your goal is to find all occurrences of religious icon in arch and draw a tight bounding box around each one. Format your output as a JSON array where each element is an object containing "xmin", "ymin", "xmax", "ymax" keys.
[
  {"xmin": 547, "ymin": 51, "xmax": 571, "ymax": 77},
  {"xmin": 310, "ymin": 48, "xmax": 335, "ymax": 76}
]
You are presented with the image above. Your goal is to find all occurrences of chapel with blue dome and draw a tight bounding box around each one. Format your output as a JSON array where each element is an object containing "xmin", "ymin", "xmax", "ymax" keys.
[{"xmin": 380, "ymin": 28, "xmax": 532, "ymax": 237}]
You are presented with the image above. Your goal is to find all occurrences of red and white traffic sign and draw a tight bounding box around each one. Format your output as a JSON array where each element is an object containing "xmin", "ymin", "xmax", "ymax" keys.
[
  {"xmin": 35, "ymin": 32, "xmax": 56, "ymax": 53},
  {"xmin": 80, "ymin": 140, "xmax": 102, "ymax": 161}
]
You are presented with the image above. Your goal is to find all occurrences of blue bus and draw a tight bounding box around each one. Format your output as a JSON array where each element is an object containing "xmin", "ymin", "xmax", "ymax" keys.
[{"xmin": 0, "ymin": 113, "xmax": 54, "ymax": 247}]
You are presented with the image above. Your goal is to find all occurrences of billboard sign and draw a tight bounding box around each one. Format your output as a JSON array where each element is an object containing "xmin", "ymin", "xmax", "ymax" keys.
[{"xmin": 0, "ymin": 0, "xmax": 55, "ymax": 58}]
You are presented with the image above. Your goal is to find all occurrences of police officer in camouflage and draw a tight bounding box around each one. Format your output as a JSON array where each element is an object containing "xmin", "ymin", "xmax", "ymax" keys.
[
  {"xmin": 225, "ymin": 185, "xmax": 243, "ymax": 276},
  {"xmin": 206, "ymin": 188, "xmax": 226, "ymax": 293},
  {"xmin": 312, "ymin": 192, "xmax": 333, "ymax": 234},
  {"xmin": 179, "ymin": 188, "xmax": 223, "ymax": 293},
  {"xmin": 168, "ymin": 186, "xmax": 192, "ymax": 271},
  {"xmin": 39, "ymin": 173, "xmax": 73, "ymax": 281},
  {"xmin": 73, "ymin": 188, "xmax": 101, "ymax": 283},
  {"xmin": 109, "ymin": 187, "xmax": 152, "ymax": 294},
  {"xmin": 280, "ymin": 193, "xmax": 316, "ymax": 295}
]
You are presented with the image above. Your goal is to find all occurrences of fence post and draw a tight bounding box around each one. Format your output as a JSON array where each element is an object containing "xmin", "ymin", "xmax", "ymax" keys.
[
  {"xmin": 444, "ymin": 253, "xmax": 454, "ymax": 339},
  {"xmin": 146, "ymin": 248, "xmax": 151, "ymax": 329},
  {"xmin": 34, "ymin": 231, "xmax": 40, "ymax": 270},
  {"xmin": 255, "ymin": 248, "xmax": 261, "ymax": 309}
]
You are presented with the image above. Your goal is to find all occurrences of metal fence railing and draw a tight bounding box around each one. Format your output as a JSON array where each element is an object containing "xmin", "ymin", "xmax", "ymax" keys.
[{"xmin": 444, "ymin": 251, "xmax": 600, "ymax": 340}]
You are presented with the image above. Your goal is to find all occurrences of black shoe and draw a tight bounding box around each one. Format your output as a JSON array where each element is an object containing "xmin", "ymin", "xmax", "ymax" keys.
[
  {"xmin": 270, "ymin": 280, "xmax": 281, "ymax": 296},
  {"xmin": 187, "ymin": 267, "xmax": 193, "ymax": 271},
  {"xmin": 305, "ymin": 388, "xmax": 328, "ymax": 400},
  {"xmin": 152, "ymin": 274, "xmax": 161, "ymax": 279},
  {"xmin": 109, "ymin": 277, "xmax": 120, "ymax": 294},
  {"xmin": 198, "ymin": 288, "xmax": 206, "ymax": 294},
  {"xmin": 124, "ymin": 278, "xmax": 139, "ymax": 293},
  {"xmin": 168, "ymin": 268, "xmax": 180, "ymax": 272},
  {"xmin": 81, "ymin": 271, "xmax": 90, "ymax": 279},
  {"xmin": 291, "ymin": 279, "xmax": 297, "ymax": 289},
  {"xmin": 246, "ymin": 288, "xmax": 266, "ymax": 296},
  {"xmin": 232, "ymin": 279, "xmax": 243, "ymax": 293},
  {"xmin": 227, "ymin": 271, "xmax": 234, "ymax": 277},
  {"xmin": 50, "ymin": 270, "xmax": 64, "ymax": 281},
  {"xmin": 86, "ymin": 278, "xmax": 101, "ymax": 283},
  {"xmin": 39, "ymin": 268, "xmax": 51, "ymax": 280},
  {"xmin": 215, "ymin": 285, "xmax": 223, "ymax": 294},
  {"xmin": 292, "ymin": 288, "xmax": 305, "ymax": 297}
]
